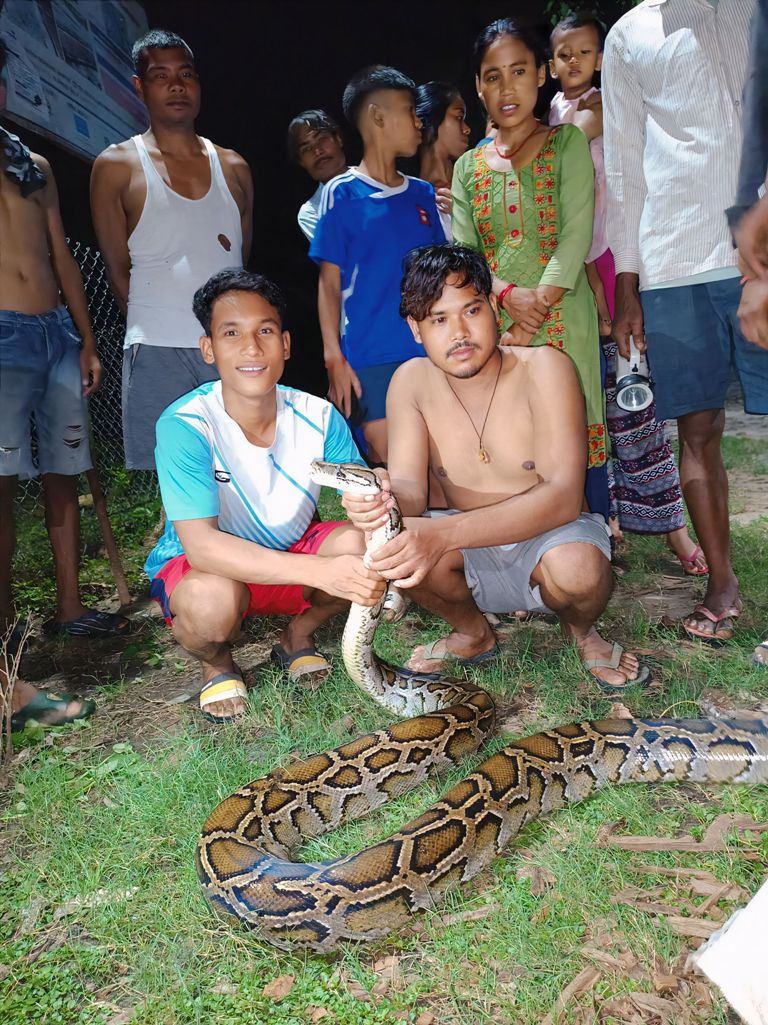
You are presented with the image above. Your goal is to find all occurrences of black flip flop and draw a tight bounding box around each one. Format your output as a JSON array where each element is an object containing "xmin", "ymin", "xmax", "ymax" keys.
[{"xmin": 43, "ymin": 609, "xmax": 131, "ymax": 639}]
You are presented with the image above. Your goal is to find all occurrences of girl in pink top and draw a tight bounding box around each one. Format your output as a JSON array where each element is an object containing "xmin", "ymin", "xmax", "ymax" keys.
[
  {"xmin": 548, "ymin": 15, "xmax": 611, "ymax": 331},
  {"xmin": 548, "ymin": 14, "xmax": 706, "ymax": 573}
]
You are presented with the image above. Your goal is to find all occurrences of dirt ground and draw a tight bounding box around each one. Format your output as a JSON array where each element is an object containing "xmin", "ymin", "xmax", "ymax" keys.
[{"xmin": 9, "ymin": 387, "xmax": 768, "ymax": 753}]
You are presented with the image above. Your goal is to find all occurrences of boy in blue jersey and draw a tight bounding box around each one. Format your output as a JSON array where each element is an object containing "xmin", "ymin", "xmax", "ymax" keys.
[
  {"xmin": 310, "ymin": 65, "xmax": 445, "ymax": 464},
  {"xmin": 145, "ymin": 269, "xmax": 385, "ymax": 723}
]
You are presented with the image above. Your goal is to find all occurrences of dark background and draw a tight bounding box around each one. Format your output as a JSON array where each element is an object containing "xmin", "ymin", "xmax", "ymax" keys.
[{"xmin": 22, "ymin": 0, "xmax": 627, "ymax": 395}]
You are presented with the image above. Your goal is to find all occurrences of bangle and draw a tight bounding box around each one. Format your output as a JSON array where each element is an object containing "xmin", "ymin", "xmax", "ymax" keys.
[{"xmin": 497, "ymin": 282, "xmax": 517, "ymax": 305}]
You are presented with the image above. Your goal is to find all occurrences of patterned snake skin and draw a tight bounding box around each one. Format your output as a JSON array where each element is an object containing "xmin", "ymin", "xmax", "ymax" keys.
[{"xmin": 196, "ymin": 463, "xmax": 768, "ymax": 951}]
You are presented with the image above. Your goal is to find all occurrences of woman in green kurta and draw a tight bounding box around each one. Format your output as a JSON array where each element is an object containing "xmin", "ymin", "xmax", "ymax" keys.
[{"xmin": 452, "ymin": 20, "xmax": 606, "ymax": 474}]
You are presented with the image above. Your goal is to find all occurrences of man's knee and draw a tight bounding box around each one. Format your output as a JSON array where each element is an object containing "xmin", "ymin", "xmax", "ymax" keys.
[
  {"xmin": 538, "ymin": 543, "xmax": 611, "ymax": 600},
  {"xmin": 319, "ymin": 523, "xmax": 366, "ymax": 557},
  {"xmin": 171, "ymin": 574, "xmax": 247, "ymax": 640},
  {"xmin": 409, "ymin": 549, "xmax": 466, "ymax": 598},
  {"xmin": 678, "ymin": 409, "xmax": 725, "ymax": 455}
]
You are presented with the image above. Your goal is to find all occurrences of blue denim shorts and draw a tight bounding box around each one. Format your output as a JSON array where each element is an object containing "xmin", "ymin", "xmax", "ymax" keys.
[
  {"xmin": 0, "ymin": 306, "xmax": 92, "ymax": 479},
  {"xmin": 641, "ymin": 277, "xmax": 768, "ymax": 420}
]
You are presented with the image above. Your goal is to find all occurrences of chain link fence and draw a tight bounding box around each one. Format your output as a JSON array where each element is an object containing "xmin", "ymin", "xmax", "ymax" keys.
[{"xmin": 15, "ymin": 243, "xmax": 157, "ymax": 507}]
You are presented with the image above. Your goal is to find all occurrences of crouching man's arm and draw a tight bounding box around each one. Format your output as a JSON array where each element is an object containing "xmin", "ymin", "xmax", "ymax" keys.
[
  {"xmin": 367, "ymin": 348, "xmax": 589, "ymax": 587},
  {"xmin": 174, "ymin": 517, "xmax": 384, "ymax": 606}
]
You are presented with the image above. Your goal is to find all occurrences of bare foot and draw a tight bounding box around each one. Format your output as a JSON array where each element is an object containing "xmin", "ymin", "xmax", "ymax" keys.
[
  {"xmin": 666, "ymin": 528, "xmax": 708, "ymax": 575},
  {"xmin": 575, "ymin": 629, "xmax": 648, "ymax": 690},
  {"xmin": 406, "ymin": 629, "xmax": 498, "ymax": 674}
]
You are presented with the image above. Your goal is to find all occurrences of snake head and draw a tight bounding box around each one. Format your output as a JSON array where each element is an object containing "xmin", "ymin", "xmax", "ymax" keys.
[{"xmin": 310, "ymin": 460, "xmax": 382, "ymax": 494}]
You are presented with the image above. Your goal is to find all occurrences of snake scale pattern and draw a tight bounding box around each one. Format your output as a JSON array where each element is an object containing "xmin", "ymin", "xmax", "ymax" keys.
[{"xmin": 196, "ymin": 462, "xmax": 768, "ymax": 951}]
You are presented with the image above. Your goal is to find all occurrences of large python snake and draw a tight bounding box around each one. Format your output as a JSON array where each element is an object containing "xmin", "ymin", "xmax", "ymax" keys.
[{"xmin": 196, "ymin": 462, "xmax": 768, "ymax": 951}]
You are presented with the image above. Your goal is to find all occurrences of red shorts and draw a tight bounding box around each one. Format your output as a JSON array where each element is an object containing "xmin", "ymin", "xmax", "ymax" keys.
[{"xmin": 149, "ymin": 519, "xmax": 345, "ymax": 625}]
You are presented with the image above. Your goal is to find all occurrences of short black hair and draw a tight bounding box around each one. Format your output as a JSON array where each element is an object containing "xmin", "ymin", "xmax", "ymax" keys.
[
  {"xmin": 400, "ymin": 244, "xmax": 492, "ymax": 322},
  {"xmin": 131, "ymin": 29, "xmax": 194, "ymax": 76},
  {"xmin": 286, "ymin": 109, "xmax": 342, "ymax": 163},
  {"xmin": 342, "ymin": 65, "xmax": 416, "ymax": 128},
  {"xmin": 193, "ymin": 269, "xmax": 287, "ymax": 335},
  {"xmin": 415, "ymin": 81, "xmax": 461, "ymax": 150},
  {"xmin": 474, "ymin": 18, "xmax": 549, "ymax": 75},
  {"xmin": 0, "ymin": 36, "xmax": 7, "ymax": 79},
  {"xmin": 550, "ymin": 12, "xmax": 607, "ymax": 51}
]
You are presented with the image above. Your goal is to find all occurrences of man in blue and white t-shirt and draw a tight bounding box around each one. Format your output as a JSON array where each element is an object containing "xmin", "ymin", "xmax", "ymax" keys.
[
  {"xmin": 144, "ymin": 269, "xmax": 385, "ymax": 724},
  {"xmin": 311, "ymin": 65, "xmax": 445, "ymax": 466}
]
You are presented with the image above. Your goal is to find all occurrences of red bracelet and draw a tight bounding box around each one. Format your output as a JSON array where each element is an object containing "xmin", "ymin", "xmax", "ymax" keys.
[{"xmin": 497, "ymin": 282, "xmax": 517, "ymax": 305}]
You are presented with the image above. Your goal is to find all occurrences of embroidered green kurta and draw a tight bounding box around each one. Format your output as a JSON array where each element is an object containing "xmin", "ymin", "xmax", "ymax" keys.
[{"xmin": 452, "ymin": 124, "xmax": 606, "ymax": 467}]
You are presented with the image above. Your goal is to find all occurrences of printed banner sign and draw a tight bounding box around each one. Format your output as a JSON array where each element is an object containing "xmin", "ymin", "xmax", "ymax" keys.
[{"xmin": 0, "ymin": 0, "xmax": 148, "ymax": 161}]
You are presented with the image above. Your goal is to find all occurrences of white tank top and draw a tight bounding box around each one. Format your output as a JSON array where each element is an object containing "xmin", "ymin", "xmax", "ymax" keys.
[{"xmin": 124, "ymin": 135, "xmax": 243, "ymax": 349}]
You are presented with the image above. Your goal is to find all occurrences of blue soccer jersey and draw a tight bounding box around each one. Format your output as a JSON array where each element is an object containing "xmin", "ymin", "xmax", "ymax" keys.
[
  {"xmin": 144, "ymin": 381, "xmax": 363, "ymax": 580},
  {"xmin": 309, "ymin": 168, "xmax": 446, "ymax": 370}
]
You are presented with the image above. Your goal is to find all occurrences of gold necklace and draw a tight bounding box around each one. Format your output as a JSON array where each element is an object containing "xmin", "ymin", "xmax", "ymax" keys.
[{"xmin": 444, "ymin": 350, "xmax": 503, "ymax": 464}]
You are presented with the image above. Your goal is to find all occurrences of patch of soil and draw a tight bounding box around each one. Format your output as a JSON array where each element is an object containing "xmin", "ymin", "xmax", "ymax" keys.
[
  {"xmin": 9, "ymin": 601, "xmax": 315, "ymax": 752},
  {"xmin": 727, "ymin": 467, "xmax": 768, "ymax": 526},
  {"xmin": 723, "ymin": 394, "xmax": 768, "ymax": 440}
]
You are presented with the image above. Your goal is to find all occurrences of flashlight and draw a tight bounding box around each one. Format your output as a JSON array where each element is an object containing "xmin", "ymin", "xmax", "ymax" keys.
[{"xmin": 615, "ymin": 336, "xmax": 654, "ymax": 412}]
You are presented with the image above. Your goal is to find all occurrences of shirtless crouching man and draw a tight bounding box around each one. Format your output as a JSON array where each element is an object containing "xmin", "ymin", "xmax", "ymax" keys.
[
  {"xmin": 344, "ymin": 245, "xmax": 647, "ymax": 691},
  {"xmin": 90, "ymin": 29, "xmax": 253, "ymax": 470},
  {"xmin": 0, "ymin": 38, "xmax": 128, "ymax": 727}
]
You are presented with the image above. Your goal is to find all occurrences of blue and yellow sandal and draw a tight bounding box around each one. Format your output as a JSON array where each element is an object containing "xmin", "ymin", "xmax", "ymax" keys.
[
  {"xmin": 270, "ymin": 644, "xmax": 331, "ymax": 685},
  {"xmin": 199, "ymin": 673, "xmax": 248, "ymax": 724}
]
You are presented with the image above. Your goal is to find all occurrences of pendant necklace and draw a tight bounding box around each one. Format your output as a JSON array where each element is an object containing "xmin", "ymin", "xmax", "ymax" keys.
[
  {"xmin": 445, "ymin": 350, "xmax": 503, "ymax": 464},
  {"xmin": 493, "ymin": 120, "xmax": 541, "ymax": 163}
]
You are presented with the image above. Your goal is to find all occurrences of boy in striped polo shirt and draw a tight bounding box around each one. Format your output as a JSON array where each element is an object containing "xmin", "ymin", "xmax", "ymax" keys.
[{"xmin": 145, "ymin": 269, "xmax": 385, "ymax": 723}]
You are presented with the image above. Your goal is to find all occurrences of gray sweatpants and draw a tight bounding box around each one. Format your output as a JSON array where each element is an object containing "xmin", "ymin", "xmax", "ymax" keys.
[{"xmin": 121, "ymin": 344, "xmax": 219, "ymax": 470}]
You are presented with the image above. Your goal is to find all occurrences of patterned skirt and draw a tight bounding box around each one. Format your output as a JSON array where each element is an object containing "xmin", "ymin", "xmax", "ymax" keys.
[{"xmin": 603, "ymin": 340, "xmax": 685, "ymax": 535}]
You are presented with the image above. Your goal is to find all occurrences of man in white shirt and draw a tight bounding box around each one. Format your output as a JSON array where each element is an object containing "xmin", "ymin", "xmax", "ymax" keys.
[
  {"xmin": 603, "ymin": 0, "xmax": 768, "ymax": 644},
  {"xmin": 91, "ymin": 29, "xmax": 254, "ymax": 471},
  {"xmin": 287, "ymin": 110, "xmax": 347, "ymax": 243}
]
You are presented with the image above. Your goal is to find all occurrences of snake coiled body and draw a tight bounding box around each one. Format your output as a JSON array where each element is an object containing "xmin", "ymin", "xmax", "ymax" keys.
[{"xmin": 196, "ymin": 462, "xmax": 768, "ymax": 951}]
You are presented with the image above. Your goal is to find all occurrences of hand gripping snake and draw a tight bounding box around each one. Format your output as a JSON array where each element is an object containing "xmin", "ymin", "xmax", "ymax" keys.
[{"xmin": 196, "ymin": 462, "xmax": 768, "ymax": 952}]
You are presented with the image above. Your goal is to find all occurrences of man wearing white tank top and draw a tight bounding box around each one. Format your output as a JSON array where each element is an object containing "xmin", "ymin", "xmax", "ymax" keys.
[{"xmin": 90, "ymin": 29, "xmax": 253, "ymax": 470}]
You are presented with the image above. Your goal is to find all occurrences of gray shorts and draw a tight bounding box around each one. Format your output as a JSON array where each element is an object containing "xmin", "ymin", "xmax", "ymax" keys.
[
  {"xmin": 122, "ymin": 344, "xmax": 220, "ymax": 470},
  {"xmin": 429, "ymin": 511, "xmax": 611, "ymax": 614}
]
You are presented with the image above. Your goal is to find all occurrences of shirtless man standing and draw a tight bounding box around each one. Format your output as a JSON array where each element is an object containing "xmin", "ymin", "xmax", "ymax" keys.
[
  {"xmin": 90, "ymin": 29, "xmax": 253, "ymax": 470},
  {"xmin": 0, "ymin": 38, "xmax": 126, "ymax": 727},
  {"xmin": 344, "ymin": 244, "xmax": 647, "ymax": 691}
]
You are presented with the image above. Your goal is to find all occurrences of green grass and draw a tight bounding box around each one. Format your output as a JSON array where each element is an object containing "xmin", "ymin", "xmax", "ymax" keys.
[
  {"xmin": 10, "ymin": 474, "xmax": 161, "ymax": 617},
  {"xmin": 721, "ymin": 436, "xmax": 768, "ymax": 477},
  {"xmin": 2, "ymin": 459, "xmax": 768, "ymax": 1024}
]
